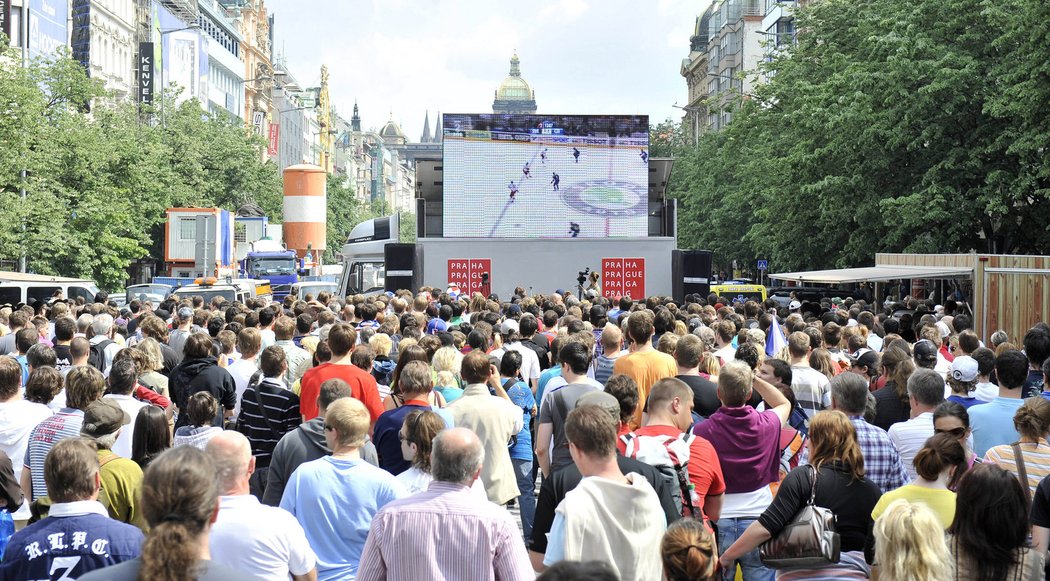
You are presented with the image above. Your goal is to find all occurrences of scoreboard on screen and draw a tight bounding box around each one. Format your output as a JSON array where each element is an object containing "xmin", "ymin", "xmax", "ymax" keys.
[{"xmin": 442, "ymin": 114, "xmax": 650, "ymax": 239}]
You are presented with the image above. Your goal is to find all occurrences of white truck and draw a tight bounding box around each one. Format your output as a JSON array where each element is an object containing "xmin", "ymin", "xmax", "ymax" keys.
[{"xmin": 337, "ymin": 214, "xmax": 678, "ymax": 300}]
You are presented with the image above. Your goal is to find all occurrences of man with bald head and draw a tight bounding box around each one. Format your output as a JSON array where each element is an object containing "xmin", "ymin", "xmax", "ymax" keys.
[
  {"xmin": 206, "ymin": 431, "xmax": 318, "ymax": 581},
  {"xmin": 359, "ymin": 427, "xmax": 533, "ymax": 580}
]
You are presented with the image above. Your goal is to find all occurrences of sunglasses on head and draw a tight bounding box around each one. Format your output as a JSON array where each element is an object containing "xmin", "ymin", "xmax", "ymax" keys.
[{"xmin": 935, "ymin": 427, "xmax": 966, "ymax": 438}]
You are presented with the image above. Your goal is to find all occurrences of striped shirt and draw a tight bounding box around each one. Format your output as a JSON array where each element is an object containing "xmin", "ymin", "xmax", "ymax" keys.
[
  {"xmin": 236, "ymin": 378, "xmax": 301, "ymax": 469},
  {"xmin": 24, "ymin": 409, "xmax": 84, "ymax": 501},
  {"xmin": 985, "ymin": 441, "xmax": 1050, "ymax": 499},
  {"xmin": 790, "ymin": 365, "xmax": 832, "ymax": 419},
  {"xmin": 358, "ymin": 481, "xmax": 534, "ymax": 581}
]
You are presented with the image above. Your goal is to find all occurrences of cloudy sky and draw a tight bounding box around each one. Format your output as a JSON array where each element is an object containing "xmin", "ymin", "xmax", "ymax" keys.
[{"xmin": 264, "ymin": 0, "xmax": 708, "ymax": 140}]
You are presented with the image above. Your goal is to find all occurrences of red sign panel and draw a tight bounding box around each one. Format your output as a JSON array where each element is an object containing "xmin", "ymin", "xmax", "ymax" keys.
[
  {"xmin": 602, "ymin": 258, "xmax": 646, "ymax": 300},
  {"xmin": 268, "ymin": 123, "xmax": 280, "ymax": 158},
  {"xmin": 447, "ymin": 259, "xmax": 492, "ymax": 296}
]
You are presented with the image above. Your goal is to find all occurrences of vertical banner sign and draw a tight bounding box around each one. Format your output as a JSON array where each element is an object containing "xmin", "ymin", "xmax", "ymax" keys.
[
  {"xmin": 447, "ymin": 259, "xmax": 492, "ymax": 296},
  {"xmin": 602, "ymin": 258, "xmax": 646, "ymax": 300},
  {"xmin": 268, "ymin": 124, "xmax": 279, "ymax": 157},
  {"xmin": 0, "ymin": 0, "xmax": 10, "ymax": 40},
  {"xmin": 138, "ymin": 42, "xmax": 155, "ymax": 105}
]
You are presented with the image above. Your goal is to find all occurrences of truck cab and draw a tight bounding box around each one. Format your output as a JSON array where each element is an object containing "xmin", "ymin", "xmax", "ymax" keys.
[
  {"xmin": 338, "ymin": 215, "xmax": 398, "ymax": 298},
  {"xmin": 241, "ymin": 239, "xmax": 298, "ymax": 299}
]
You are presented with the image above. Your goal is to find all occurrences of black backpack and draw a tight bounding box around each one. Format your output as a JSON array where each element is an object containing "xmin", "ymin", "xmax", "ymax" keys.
[{"xmin": 88, "ymin": 339, "xmax": 114, "ymax": 372}]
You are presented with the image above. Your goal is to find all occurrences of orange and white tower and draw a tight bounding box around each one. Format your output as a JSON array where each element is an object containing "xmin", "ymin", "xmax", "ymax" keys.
[{"xmin": 282, "ymin": 164, "xmax": 327, "ymax": 267}]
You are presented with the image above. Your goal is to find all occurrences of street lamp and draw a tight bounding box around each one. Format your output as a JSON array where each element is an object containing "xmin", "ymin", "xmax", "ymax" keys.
[
  {"xmin": 672, "ymin": 102, "xmax": 703, "ymax": 145},
  {"xmin": 154, "ymin": 24, "xmax": 200, "ymax": 127}
]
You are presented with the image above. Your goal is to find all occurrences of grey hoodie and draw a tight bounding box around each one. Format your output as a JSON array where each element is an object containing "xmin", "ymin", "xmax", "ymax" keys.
[{"xmin": 261, "ymin": 417, "xmax": 378, "ymax": 506}]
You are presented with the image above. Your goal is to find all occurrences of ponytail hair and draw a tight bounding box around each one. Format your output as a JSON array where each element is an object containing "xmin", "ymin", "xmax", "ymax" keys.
[
  {"xmin": 138, "ymin": 446, "xmax": 219, "ymax": 581},
  {"xmin": 661, "ymin": 518, "xmax": 718, "ymax": 581},
  {"xmin": 913, "ymin": 432, "xmax": 968, "ymax": 488}
]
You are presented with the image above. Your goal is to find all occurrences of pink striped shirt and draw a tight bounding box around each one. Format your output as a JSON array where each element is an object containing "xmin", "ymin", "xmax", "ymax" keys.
[{"xmin": 358, "ymin": 481, "xmax": 533, "ymax": 581}]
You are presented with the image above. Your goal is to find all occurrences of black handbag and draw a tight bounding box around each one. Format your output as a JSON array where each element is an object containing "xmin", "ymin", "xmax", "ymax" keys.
[{"xmin": 759, "ymin": 465, "xmax": 841, "ymax": 568}]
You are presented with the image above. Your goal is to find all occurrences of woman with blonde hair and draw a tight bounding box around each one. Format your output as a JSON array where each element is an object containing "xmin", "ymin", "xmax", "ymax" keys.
[
  {"xmin": 134, "ymin": 337, "xmax": 169, "ymax": 398},
  {"xmin": 984, "ymin": 396, "xmax": 1050, "ymax": 498},
  {"xmin": 720, "ymin": 411, "xmax": 882, "ymax": 579},
  {"xmin": 432, "ymin": 346, "xmax": 465, "ymax": 403},
  {"xmin": 873, "ymin": 500, "xmax": 952, "ymax": 581},
  {"xmin": 809, "ymin": 348, "xmax": 839, "ymax": 383},
  {"xmin": 661, "ymin": 518, "xmax": 717, "ymax": 581}
]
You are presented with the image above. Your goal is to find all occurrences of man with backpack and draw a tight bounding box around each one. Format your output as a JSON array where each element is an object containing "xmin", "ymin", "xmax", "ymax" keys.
[
  {"xmin": 87, "ymin": 313, "xmax": 121, "ymax": 378},
  {"xmin": 618, "ymin": 377, "xmax": 725, "ymax": 522}
]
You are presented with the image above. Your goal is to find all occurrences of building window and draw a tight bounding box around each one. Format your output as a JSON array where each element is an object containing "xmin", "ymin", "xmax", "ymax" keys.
[{"xmin": 179, "ymin": 218, "xmax": 196, "ymax": 240}]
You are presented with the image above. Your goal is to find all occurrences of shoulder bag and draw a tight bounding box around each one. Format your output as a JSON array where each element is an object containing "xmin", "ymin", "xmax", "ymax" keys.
[{"xmin": 759, "ymin": 465, "xmax": 841, "ymax": 568}]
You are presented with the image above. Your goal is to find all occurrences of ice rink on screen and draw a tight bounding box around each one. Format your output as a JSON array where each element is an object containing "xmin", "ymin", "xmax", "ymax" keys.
[{"xmin": 443, "ymin": 138, "xmax": 649, "ymax": 238}]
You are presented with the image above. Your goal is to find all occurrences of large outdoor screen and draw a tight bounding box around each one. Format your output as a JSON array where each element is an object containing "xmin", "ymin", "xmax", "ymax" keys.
[{"xmin": 442, "ymin": 114, "xmax": 650, "ymax": 238}]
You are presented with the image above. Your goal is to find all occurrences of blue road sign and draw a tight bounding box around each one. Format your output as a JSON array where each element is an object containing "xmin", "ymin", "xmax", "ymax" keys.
[{"xmin": 757, "ymin": 260, "xmax": 768, "ymax": 271}]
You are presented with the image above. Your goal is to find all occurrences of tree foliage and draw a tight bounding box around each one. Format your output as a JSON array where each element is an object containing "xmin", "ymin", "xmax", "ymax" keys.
[
  {"xmin": 669, "ymin": 0, "xmax": 1050, "ymax": 274},
  {"xmin": 0, "ymin": 42, "xmax": 282, "ymax": 289}
]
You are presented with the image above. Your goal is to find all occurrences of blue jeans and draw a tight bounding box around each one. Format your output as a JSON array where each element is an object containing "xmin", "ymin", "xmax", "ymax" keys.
[
  {"xmin": 717, "ymin": 517, "xmax": 774, "ymax": 581},
  {"xmin": 512, "ymin": 457, "xmax": 536, "ymax": 540}
]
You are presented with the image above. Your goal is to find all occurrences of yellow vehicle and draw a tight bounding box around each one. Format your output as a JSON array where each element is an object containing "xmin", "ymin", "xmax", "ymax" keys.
[{"xmin": 711, "ymin": 284, "xmax": 767, "ymax": 303}]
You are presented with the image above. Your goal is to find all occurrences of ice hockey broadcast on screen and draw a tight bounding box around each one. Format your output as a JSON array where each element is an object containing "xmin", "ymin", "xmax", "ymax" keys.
[{"xmin": 442, "ymin": 114, "xmax": 650, "ymax": 239}]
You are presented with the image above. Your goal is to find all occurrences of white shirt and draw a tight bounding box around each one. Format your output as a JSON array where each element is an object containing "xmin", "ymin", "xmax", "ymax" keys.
[
  {"xmin": 493, "ymin": 342, "xmax": 542, "ymax": 384},
  {"xmin": 974, "ymin": 381, "xmax": 999, "ymax": 403},
  {"xmin": 0, "ymin": 398, "xmax": 53, "ymax": 520},
  {"xmin": 714, "ymin": 344, "xmax": 736, "ymax": 365},
  {"xmin": 888, "ymin": 412, "xmax": 935, "ymax": 481},
  {"xmin": 396, "ymin": 466, "xmax": 488, "ymax": 498},
  {"xmin": 210, "ymin": 494, "xmax": 316, "ymax": 581},
  {"xmin": 226, "ymin": 358, "xmax": 260, "ymax": 416},
  {"xmin": 103, "ymin": 394, "xmax": 149, "ymax": 459}
]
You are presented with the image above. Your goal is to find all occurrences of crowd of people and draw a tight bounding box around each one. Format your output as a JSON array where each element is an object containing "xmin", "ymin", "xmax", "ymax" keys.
[{"xmin": 0, "ymin": 285, "xmax": 1046, "ymax": 580}]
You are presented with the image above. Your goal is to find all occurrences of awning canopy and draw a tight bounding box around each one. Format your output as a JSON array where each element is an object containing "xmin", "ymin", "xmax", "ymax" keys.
[{"xmin": 769, "ymin": 265, "xmax": 973, "ymax": 284}]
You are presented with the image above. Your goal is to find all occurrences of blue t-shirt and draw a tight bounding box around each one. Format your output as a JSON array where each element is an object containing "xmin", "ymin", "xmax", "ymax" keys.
[
  {"xmin": 537, "ymin": 367, "xmax": 562, "ymax": 403},
  {"xmin": 374, "ymin": 404, "xmax": 430, "ymax": 475},
  {"xmin": 280, "ymin": 457, "xmax": 407, "ymax": 581},
  {"xmin": 15, "ymin": 355, "xmax": 28, "ymax": 387},
  {"xmin": 946, "ymin": 395, "xmax": 987, "ymax": 410},
  {"xmin": 505, "ymin": 379, "xmax": 536, "ymax": 461},
  {"xmin": 0, "ymin": 511, "xmax": 143, "ymax": 580},
  {"xmin": 970, "ymin": 397, "xmax": 1026, "ymax": 457}
]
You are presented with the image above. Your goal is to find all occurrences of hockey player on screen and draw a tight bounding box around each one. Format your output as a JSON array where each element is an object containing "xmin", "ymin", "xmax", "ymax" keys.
[
  {"xmin": 569, "ymin": 222, "xmax": 581, "ymax": 238},
  {"xmin": 522, "ymin": 162, "xmax": 532, "ymax": 179},
  {"xmin": 540, "ymin": 148, "xmax": 548, "ymax": 164},
  {"xmin": 640, "ymin": 150, "xmax": 649, "ymax": 164},
  {"xmin": 551, "ymin": 173, "xmax": 560, "ymax": 191},
  {"xmin": 508, "ymin": 181, "xmax": 519, "ymax": 202},
  {"xmin": 572, "ymin": 147, "xmax": 581, "ymax": 163}
]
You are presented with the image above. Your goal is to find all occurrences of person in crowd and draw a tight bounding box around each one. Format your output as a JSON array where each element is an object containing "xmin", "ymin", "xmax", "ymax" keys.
[
  {"xmin": 872, "ymin": 346, "xmax": 915, "ymax": 430},
  {"xmin": 22, "ymin": 365, "xmax": 105, "ymax": 502},
  {"xmin": 24, "ymin": 365, "xmax": 62, "ymax": 407},
  {"xmin": 79, "ymin": 446, "xmax": 243, "ymax": 580},
  {"xmin": 79, "ymin": 399, "xmax": 146, "ymax": 529},
  {"xmin": 540, "ymin": 405, "xmax": 666, "ymax": 579},
  {"xmin": 138, "ymin": 315, "xmax": 179, "ymax": 375},
  {"xmin": 87, "ymin": 314, "xmax": 121, "ymax": 377},
  {"xmin": 786, "ymin": 331, "xmax": 832, "ymax": 418},
  {"xmin": 984, "ymin": 396, "xmax": 1050, "ymax": 498},
  {"xmin": 604, "ymin": 374, "xmax": 640, "ymax": 437},
  {"xmin": 500, "ymin": 350, "xmax": 538, "ymax": 538},
  {"xmin": 226, "ymin": 327, "xmax": 261, "ymax": 417},
  {"xmin": 888, "ymin": 368, "xmax": 945, "ymax": 480},
  {"xmin": 536, "ymin": 342, "xmax": 603, "ymax": 477},
  {"xmin": 529, "ymin": 392, "xmax": 680, "ymax": 569},
  {"xmin": 167, "ymin": 307, "xmax": 194, "ymax": 364},
  {"xmin": 719, "ymin": 410, "xmax": 882, "ymax": 579},
  {"xmin": 1023, "ymin": 325, "xmax": 1050, "ymax": 398},
  {"xmin": 491, "ymin": 319, "xmax": 542, "ymax": 392},
  {"xmin": 374, "ymin": 360, "xmax": 450, "ymax": 475},
  {"xmin": 385, "ymin": 345, "xmax": 446, "ymax": 410},
  {"xmin": 102, "ymin": 358, "xmax": 149, "ymax": 459},
  {"xmin": 618, "ymin": 377, "xmax": 725, "ymax": 521},
  {"xmin": 280, "ymin": 397, "xmax": 407, "ymax": 580},
  {"xmin": 849, "ymin": 348, "xmax": 882, "ymax": 392},
  {"xmin": 970, "ymin": 349, "xmax": 1029, "ymax": 457},
  {"xmin": 263, "ymin": 379, "xmax": 378, "ymax": 506},
  {"xmin": 971, "ymin": 346, "xmax": 1000, "ymax": 402},
  {"xmin": 932, "ymin": 401, "xmax": 981, "ymax": 473},
  {"xmin": 0, "ymin": 355, "xmax": 52, "ymax": 523},
  {"xmin": 661, "ymin": 518, "xmax": 718, "ymax": 581},
  {"xmin": 1, "ymin": 438, "xmax": 143, "ymax": 579},
  {"xmin": 613, "ymin": 310, "xmax": 678, "ymax": 429},
  {"xmin": 134, "ymin": 337, "xmax": 169, "ymax": 399},
  {"xmin": 205, "ymin": 431, "xmax": 317, "ymax": 581},
  {"xmin": 431, "ymin": 346, "xmax": 465, "ymax": 403},
  {"xmin": 948, "ymin": 463, "xmax": 1044, "ymax": 579},
  {"xmin": 946, "ymin": 355, "xmax": 985, "ymax": 409},
  {"xmin": 298, "ymin": 323, "xmax": 384, "ymax": 424},
  {"xmin": 359, "ymin": 427, "xmax": 534, "ymax": 580},
  {"xmin": 871, "ymin": 432, "xmax": 964, "ymax": 529},
  {"xmin": 170, "ymin": 332, "xmax": 236, "ymax": 429},
  {"xmin": 448, "ymin": 350, "xmax": 523, "ymax": 505},
  {"xmin": 275, "ymin": 316, "xmax": 310, "ymax": 386},
  {"xmin": 873, "ymin": 500, "xmax": 952, "ymax": 581},
  {"xmin": 394, "ymin": 409, "xmax": 482, "ymax": 496},
  {"xmin": 674, "ymin": 334, "xmax": 720, "ymax": 419},
  {"xmin": 236, "ymin": 345, "xmax": 301, "ymax": 497},
  {"xmin": 131, "ymin": 405, "xmax": 170, "ymax": 470},
  {"xmin": 593, "ymin": 324, "xmax": 626, "ymax": 385},
  {"xmin": 173, "ymin": 391, "xmax": 224, "ymax": 449},
  {"xmin": 693, "ymin": 360, "xmax": 790, "ymax": 580}
]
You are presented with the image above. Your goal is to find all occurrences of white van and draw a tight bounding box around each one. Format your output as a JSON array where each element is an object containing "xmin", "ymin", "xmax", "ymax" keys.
[{"xmin": 0, "ymin": 271, "xmax": 101, "ymax": 306}]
